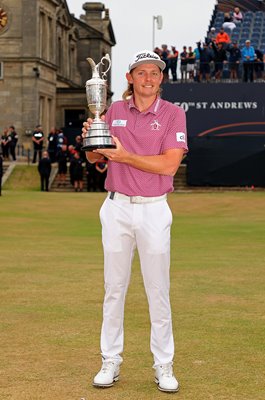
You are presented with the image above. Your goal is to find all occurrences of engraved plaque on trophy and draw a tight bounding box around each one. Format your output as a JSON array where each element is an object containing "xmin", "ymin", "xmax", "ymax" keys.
[{"xmin": 82, "ymin": 54, "xmax": 115, "ymax": 151}]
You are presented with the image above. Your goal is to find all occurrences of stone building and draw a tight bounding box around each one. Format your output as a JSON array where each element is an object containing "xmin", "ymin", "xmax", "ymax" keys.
[{"xmin": 0, "ymin": 0, "xmax": 115, "ymax": 145}]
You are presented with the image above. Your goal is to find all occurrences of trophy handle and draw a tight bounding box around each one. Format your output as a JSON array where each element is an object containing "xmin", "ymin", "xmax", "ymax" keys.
[
  {"xmin": 100, "ymin": 54, "xmax": 111, "ymax": 80},
  {"xmin": 86, "ymin": 54, "xmax": 111, "ymax": 80}
]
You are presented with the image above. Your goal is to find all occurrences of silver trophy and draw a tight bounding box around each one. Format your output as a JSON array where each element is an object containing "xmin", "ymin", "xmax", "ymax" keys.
[{"xmin": 82, "ymin": 54, "xmax": 115, "ymax": 151}]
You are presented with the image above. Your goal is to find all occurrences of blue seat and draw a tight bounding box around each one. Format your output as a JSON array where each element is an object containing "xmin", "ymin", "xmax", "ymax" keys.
[
  {"xmin": 242, "ymin": 21, "xmax": 251, "ymax": 27},
  {"xmin": 252, "ymin": 32, "xmax": 261, "ymax": 39}
]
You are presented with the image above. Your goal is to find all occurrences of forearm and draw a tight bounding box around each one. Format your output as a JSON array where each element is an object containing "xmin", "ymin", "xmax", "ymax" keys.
[{"xmin": 121, "ymin": 150, "xmax": 184, "ymax": 176}]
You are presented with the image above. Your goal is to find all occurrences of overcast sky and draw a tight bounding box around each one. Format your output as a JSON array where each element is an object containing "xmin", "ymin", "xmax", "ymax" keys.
[{"xmin": 67, "ymin": 0, "xmax": 216, "ymax": 100}]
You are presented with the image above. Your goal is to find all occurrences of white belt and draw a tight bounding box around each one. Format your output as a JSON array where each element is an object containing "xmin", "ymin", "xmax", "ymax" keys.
[{"xmin": 108, "ymin": 191, "xmax": 167, "ymax": 204}]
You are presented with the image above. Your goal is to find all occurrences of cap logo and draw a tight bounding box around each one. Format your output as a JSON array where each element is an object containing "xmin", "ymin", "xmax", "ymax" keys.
[{"xmin": 135, "ymin": 52, "xmax": 159, "ymax": 62}]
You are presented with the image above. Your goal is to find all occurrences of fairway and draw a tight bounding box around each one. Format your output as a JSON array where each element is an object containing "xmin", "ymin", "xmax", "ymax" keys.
[{"xmin": 0, "ymin": 190, "xmax": 264, "ymax": 400}]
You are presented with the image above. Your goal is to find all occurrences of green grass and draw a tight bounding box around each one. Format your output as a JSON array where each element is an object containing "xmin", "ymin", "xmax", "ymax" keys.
[
  {"xmin": 0, "ymin": 190, "xmax": 265, "ymax": 400},
  {"xmin": 3, "ymin": 165, "xmax": 40, "ymax": 191}
]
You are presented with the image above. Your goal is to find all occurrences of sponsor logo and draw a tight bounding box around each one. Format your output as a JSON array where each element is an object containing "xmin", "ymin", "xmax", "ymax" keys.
[
  {"xmin": 150, "ymin": 120, "xmax": 161, "ymax": 130},
  {"xmin": 112, "ymin": 119, "xmax": 127, "ymax": 127},
  {"xmin": 176, "ymin": 132, "xmax": 186, "ymax": 142},
  {"xmin": 135, "ymin": 52, "xmax": 160, "ymax": 62}
]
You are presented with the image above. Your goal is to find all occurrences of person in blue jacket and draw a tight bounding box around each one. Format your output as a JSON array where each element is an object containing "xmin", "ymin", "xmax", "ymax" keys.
[{"xmin": 241, "ymin": 39, "xmax": 255, "ymax": 82}]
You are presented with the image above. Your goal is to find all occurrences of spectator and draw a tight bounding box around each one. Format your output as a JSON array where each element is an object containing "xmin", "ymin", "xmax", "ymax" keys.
[
  {"xmin": 8, "ymin": 126, "xmax": 18, "ymax": 161},
  {"xmin": 216, "ymin": 27, "xmax": 231, "ymax": 49},
  {"xmin": 187, "ymin": 46, "xmax": 196, "ymax": 80},
  {"xmin": 233, "ymin": 7, "xmax": 243, "ymax": 24},
  {"xmin": 228, "ymin": 41, "xmax": 241, "ymax": 80},
  {"xmin": 57, "ymin": 129, "xmax": 67, "ymax": 152},
  {"xmin": 212, "ymin": 41, "xmax": 228, "ymax": 80},
  {"xmin": 168, "ymin": 46, "xmax": 178, "ymax": 82},
  {"xmin": 47, "ymin": 127, "xmax": 58, "ymax": 163},
  {"xmin": 57, "ymin": 144, "xmax": 68, "ymax": 187},
  {"xmin": 0, "ymin": 154, "xmax": 3, "ymax": 196},
  {"xmin": 241, "ymin": 40, "xmax": 255, "ymax": 82},
  {"xmin": 74, "ymin": 135, "xmax": 86, "ymax": 161},
  {"xmin": 32, "ymin": 125, "xmax": 44, "ymax": 163},
  {"xmin": 85, "ymin": 160, "xmax": 97, "ymax": 192},
  {"xmin": 95, "ymin": 160, "xmax": 108, "ymax": 192},
  {"xmin": 1, "ymin": 128, "xmax": 9, "ymax": 160},
  {"xmin": 161, "ymin": 44, "xmax": 170, "ymax": 82},
  {"xmin": 223, "ymin": 12, "xmax": 236, "ymax": 33},
  {"xmin": 254, "ymin": 48, "xmax": 264, "ymax": 80},
  {"xmin": 38, "ymin": 151, "xmax": 51, "ymax": 192},
  {"xmin": 206, "ymin": 27, "xmax": 217, "ymax": 44},
  {"xmin": 193, "ymin": 43, "xmax": 201, "ymax": 82},
  {"xmin": 180, "ymin": 46, "xmax": 188, "ymax": 82},
  {"xmin": 198, "ymin": 42, "xmax": 212, "ymax": 82},
  {"xmin": 70, "ymin": 151, "xmax": 84, "ymax": 192}
]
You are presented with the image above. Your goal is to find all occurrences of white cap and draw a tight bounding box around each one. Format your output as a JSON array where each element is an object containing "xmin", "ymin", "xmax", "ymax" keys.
[{"xmin": 128, "ymin": 50, "xmax": 166, "ymax": 72}]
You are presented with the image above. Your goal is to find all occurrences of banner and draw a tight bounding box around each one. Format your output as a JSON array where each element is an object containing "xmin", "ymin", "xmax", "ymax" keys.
[{"xmin": 162, "ymin": 83, "xmax": 265, "ymax": 186}]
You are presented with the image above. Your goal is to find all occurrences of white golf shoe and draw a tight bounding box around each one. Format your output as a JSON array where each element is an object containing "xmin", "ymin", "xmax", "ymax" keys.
[
  {"xmin": 154, "ymin": 362, "xmax": 179, "ymax": 393},
  {"xmin": 93, "ymin": 359, "xmax": 120, "ymax": 388}
]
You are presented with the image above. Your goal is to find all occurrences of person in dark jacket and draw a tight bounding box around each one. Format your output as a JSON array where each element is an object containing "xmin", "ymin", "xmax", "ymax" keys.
[
  {"xmin": 38, "ymin": 151, "xmax": 51, "ymax": 191},
  {"xmin": 8, "ymin": 126, "xmax": 18, "ymax": 161},
  {"xmin": 197, "ymin": 41, "xmax": 213, "ymax": 82},
  {"xmin": 212, "ymin": 41, "xmax": 228, "ymax": 80},
  {"xmin": 70, "ymin": 151, "xmax": 84, "ymax": 192}
]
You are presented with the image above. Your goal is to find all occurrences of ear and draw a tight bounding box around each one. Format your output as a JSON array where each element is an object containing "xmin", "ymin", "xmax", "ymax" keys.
[{"xmin": 126, "ymin": 72, "xmax": 133, "ymax": 84}]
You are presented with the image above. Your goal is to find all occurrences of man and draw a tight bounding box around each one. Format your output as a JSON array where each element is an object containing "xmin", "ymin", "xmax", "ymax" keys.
[
  {"xmin": 198, "ymin": 42, "xmax": 212, "ymax": 82},
  {"xmin": 241, "ymin": 39, "xmax": 255, "ymax": 82},
  {"xmin": 32, "ymin": 125, "xmax": 44, "ymax": 163},
  {"xmin": 180, "ymin": 46, "xmax": 188, "ymax": 82},
  {"xmin": 82, "ymin": 50, "xmax": 188, "ymax": 393},
  {"xmin": 228, "ymin": 41, "xmax": 241, "ymax": 80},
  {"xmin": 168, "ymin": 46, "xmax": 179, "ymax": 82},
  {"xmin": 215, "ymin": 27, "xmax": 231, "ymax": 49},
  {"xmin": 38, "ymin": 151, "xmax": 51, "ymax": 191},
  {"xmin": 47, "ymin": 127, "xmax": 58, "ymax": 163},
  {"xmin": 8, "ymin": 126, "xmax": 18, "ymax": 161}
]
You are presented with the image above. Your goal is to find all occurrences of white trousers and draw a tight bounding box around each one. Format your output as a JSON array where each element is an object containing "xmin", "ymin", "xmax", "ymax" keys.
[{"xmin": 99, "ymin": 195, "xmax": 174, "ymax": 366}]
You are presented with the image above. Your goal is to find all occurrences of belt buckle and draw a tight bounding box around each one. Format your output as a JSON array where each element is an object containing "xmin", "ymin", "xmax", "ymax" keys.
[{"xmin": 130, "ymin": 196, "xmax": 143, "ymax": 204}]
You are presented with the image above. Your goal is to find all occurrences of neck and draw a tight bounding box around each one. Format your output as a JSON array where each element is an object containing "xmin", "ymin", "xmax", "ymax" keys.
[{"xmin": 134, "ymin": 94, "xmax": 158, "ymax": 112}]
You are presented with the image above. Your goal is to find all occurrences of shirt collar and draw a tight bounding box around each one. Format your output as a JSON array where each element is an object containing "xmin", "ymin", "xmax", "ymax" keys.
[{"xmin": 128, "ymin": 96, "xmax": 161, "ymax": 115}]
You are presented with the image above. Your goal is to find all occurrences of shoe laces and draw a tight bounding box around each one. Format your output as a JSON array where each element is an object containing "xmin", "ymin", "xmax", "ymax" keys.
[
  {"xmin": 159, "ymin": 363, "xmax": 173, "ymax": 378},
  {"xmin": 101, "ymin": 360, "xmax": 116, "ymax": 374}
]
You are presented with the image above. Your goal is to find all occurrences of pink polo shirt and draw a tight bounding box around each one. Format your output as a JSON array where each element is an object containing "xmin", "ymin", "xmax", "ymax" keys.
[{"xmin": 104, "ymin": 97, "xmax": 188, "ymax": 196}]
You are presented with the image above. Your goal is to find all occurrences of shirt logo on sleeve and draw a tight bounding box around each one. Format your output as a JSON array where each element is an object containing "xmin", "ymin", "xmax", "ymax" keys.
[
  {"xmin": 150, "ymin": 120, "xmax": 161, "ymax": 130},
  {"xmin": 112, "ymin": 119, "xmax": 127, "ymax": 127},
  {"xmin": 176, "ymin": 132, "xmax": 186, "ymax": 142}
]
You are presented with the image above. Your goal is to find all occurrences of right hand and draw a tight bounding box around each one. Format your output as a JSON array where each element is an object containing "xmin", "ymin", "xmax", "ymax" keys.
[{"xmin": 81, "ymin": 115, "xmax": 106, "ymax": 140}]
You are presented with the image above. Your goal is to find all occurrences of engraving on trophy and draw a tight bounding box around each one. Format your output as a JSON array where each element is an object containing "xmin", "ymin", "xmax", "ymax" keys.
[{"xmin": 82, "ymin": 54, "xmax": 116, "ymax": 151}]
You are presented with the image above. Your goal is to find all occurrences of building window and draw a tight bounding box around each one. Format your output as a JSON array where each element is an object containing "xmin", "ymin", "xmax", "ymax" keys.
[{"xmin": 0, "ymin": 62, "xmax": 3, "ymax": 79}]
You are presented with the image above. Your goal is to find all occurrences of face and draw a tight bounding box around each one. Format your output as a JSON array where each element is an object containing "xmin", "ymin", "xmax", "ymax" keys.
[{"xmin": 126, "ymin": 64, "xmax": 163, "ymax": 99}]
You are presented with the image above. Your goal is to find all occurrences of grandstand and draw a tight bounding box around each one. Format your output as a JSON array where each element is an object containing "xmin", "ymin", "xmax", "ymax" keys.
[
  {"xmin": 162, "ymin": 0, "xmax": 265, "ymax": 189},
  {"xmin": 209, "ymin": 0, "xmax": 265, "ymax": 52}
]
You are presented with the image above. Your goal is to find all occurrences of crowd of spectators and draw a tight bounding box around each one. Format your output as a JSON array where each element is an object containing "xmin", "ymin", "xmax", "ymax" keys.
[
  {"xmin": 36, "ymin": 126, "xmax": 107, "ymax": 192},
  {"xmin": 154, "ymin": 7, "xmax": 265, "ymax": 83}
]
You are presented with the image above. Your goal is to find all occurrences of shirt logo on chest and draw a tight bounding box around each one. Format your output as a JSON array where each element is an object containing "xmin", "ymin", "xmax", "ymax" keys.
[{"xmin": 150, "ymin": 120, "xmax": 161, "ymax": 131}]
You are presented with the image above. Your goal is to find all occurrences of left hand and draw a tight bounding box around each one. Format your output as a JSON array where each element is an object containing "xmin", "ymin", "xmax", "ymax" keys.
[{"xmin": 93, "ymin": 136, "xmax": 129, "ymax": 163}]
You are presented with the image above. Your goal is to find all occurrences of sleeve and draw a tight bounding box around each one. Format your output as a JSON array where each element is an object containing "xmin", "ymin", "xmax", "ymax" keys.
[{"xmin": 162, "ymin": 106, "xmax": 188, "ymax": 153}]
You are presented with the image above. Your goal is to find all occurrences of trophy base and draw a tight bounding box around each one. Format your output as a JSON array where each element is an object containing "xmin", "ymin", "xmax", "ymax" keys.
[{"xmin": 82, "ymin": 143, "xmax": 116, "ymax": 151}]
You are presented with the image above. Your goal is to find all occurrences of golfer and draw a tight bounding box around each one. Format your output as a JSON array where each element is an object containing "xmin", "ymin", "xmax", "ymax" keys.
[{"xmin": 82, "ymin": 50, "xmax": 188, "ymax": 392}]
